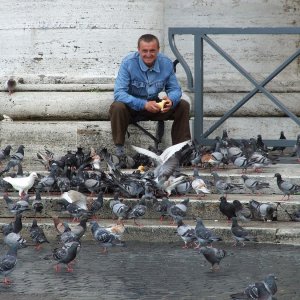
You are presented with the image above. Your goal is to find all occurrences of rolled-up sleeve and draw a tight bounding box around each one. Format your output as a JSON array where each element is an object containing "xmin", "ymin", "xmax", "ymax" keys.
[{"xmin": 114, "ymin": 61, "xmax": 146, "ymax": 111}]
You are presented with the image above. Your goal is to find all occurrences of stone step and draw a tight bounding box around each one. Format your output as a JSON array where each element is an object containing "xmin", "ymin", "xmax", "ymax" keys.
[
  {"xmin": 3, "ymin": 193, "xmax": 300, "ymax": 222},
  {"xmin": 3, "ymin": 217, "xmax": 300, "ymax": 245}
]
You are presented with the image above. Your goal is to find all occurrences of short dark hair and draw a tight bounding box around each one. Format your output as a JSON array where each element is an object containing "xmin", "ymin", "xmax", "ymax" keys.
[{"xmin": 138, "ymin": 34, "xmax": 160, "ymax": 48}]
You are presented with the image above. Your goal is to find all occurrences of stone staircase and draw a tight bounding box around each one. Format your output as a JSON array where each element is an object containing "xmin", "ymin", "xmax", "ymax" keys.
[{"xmin": 1, "ymin": 154, "xmax": 300, "ymax": 246}]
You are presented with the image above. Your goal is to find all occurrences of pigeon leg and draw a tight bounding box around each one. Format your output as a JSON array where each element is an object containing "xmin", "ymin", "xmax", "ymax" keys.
[
  {"xmin": 67, "ymin": 264, "xmax": 74, "ymax": 272},
  {"xmin": 211, "ymin": 264, "xmax": 220, "ymax": 272},
  {"xmin": 35, "ymin": 244, "xmax": 42, "ymax": 251},
  {"xmin": 55, "ymin": 264, "xmax": 61, "ymax": 272},
  {"xmin": 3, "ymin": 277, "xmax": 12, "ymax": 285}
]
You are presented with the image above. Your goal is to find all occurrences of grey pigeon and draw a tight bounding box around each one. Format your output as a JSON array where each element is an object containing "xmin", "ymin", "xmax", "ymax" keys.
[
  {"xmin": 35, "ymin": 163, "xmax": 59, "ymax": 193},
  {"xmin": 5, "ymin": 78, "xmax": 17, "ymax": 95},
  {"xmin": 194, "ymin": 218, "xmax": 222, "ymax": 248},
  {"xmin": 167, "ymin": 198, "xmax": 189, "ymax": 222},
  {"xmin": 176, "ymin": 219, "xmax": 197, "ymax": 248},
  {"xmin": 29, "ymin": 219, "xmax": 49, "ymax": 250},
  {"xmin": 0, "ymin": 145, "xmax": 25, "ymax": 176},
  {"xmin": 4, "ymin": 232, "xmax": 27, "ymax": 249},
  {"xmin": 109, "ymin": 193, "xmax": 131, "ymax": 224},
  {"xmin": 232, "ymin": 156, "xmax": 254, "ymax": 173},
  {"xmin": 90, "ymin": 221, "xmax": 125, "ymax": 253},
  {"xmin": 88, "ymin": 191, "xmax": 104, "ymax": 219},
  {"xmin": 59, "ymin": 222, "xmax": 80, "ymax": 244},
  {"xmin": 271, "ymin": 131, "xmax": 286, "ymax": 154},
  {"xmin": 32, "ymin": 189, "xmax": 44, "ymax": 216},
  {"xmin": 0, "ymin": 246, "xmax": 18, "ymax": 285},
  {"xmin": 241, "ymin": 175, "xmax": 270, "ymax": 194},
  {"xmin": 249, "ymin": 199, "xmax": 277, "ymax": 222},
  {"xmin": 211, "ymin": 172, "xmax": 243, "ymax": 196},
  {"xmin": 274, "ymin": 173, "xmax": 300, "ymax": 200},
  {"xmin": 231, "ymin": 217, "xmax": 258, "ymax": 246},
  {"xmin": 230, "ymin": 274, "xmax": 277, "ymax": 299},
  {"xmin": 199, "ymin": 246, "xmax": 227, "ymax": 271},
  {"xmin": 232, "ymin": 200, "xmax": 251, "ymax": 222},
  {"xmin": 153, "ymin": 196, "xmax": 175, "ymax": 222},
  {"xmin": 3, "ymin": 193, "xmax": 31, "ymax": 215},
  {"xmin": 51, "ymin": 241, "xmax": 80, "ymax": 272},
  {"xmin": 0, "ymin": 145, "xmax": 12, "ymax": 164},
  {"xmin": 128, "ymin": 198, "xmax": 147, "ymax": 226}
]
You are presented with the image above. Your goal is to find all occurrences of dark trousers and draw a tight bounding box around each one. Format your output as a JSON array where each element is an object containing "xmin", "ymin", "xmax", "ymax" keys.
[{"xmin": 109, "ymin": 100, "xmax": 191, "ymax": 146}]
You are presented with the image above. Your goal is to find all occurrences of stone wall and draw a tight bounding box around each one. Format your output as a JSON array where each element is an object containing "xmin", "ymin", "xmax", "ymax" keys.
[{"xmin": 0, "ymin": 0, "xmax": 299, "ymax": 160}]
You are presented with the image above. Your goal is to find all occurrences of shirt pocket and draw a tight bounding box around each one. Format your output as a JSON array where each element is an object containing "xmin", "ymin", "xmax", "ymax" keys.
[
  {"xmin": 131, "ymin": 80, "xmax": 147, "ymax": 97},
  {"xmin": 154, "ymin": 80, "xmax": 165, "ymax": 91}
]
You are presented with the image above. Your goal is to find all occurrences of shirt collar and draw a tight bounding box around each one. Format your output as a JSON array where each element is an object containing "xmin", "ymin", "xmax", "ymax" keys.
[{"xmin": 138, "ymin": 55, "xmax": 160, "ymax": 73}]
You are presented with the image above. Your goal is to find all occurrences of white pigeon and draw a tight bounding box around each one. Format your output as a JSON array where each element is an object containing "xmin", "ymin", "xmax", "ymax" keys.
[
  {"xmin": 3, "ymin": 172, "xmax": 38, "ymax": 197},
  {"xmin": 192, "ymin": 177, "xmax": 211, "ymax": 196},
  {"xmin": 132, "ymin": 140, "xmax": 191, "ymax": 165},
  {"xmin": 61, "ymin": 190, "xmax": 88, "ymax": 210}
]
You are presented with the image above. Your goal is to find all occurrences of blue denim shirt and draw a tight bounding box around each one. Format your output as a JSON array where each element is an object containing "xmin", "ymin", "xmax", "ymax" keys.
[{"xmin": 114, "ymin": 52, "xmax": 182, "ymax": 111}]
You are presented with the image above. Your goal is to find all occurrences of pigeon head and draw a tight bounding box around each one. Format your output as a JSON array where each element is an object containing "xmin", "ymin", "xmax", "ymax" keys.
[
  {"xmin": 32, "ymin": 219, "xmax": 38, "ymax": 227},
  {"xmin": 274, "ymin": 173, "xmax": 281, "ymax": 179},
  {"xmin": 219, "ymin": 196, "xmax": 227, "ymax": 203}
]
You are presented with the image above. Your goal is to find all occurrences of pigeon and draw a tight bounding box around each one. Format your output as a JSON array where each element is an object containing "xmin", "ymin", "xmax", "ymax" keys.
[
  {"xmin": 3, "ymin": 193, "xmax": 31, "ymax": 215},
  {"xmin": 109, "ymin": 193, "xmax": 131, "ymax": 224},
  {"xmin": 232, "ymin": 200, "xmax": 251, "ymax": 222},
  {"xmin": 231, "ymin": 217, "xmax": 258, "ymax": 246},
  {"xmin": 167, "ymin": 198, "xmax": 189, "ymax": 222},
  {"xmin": 32, "ymin": 189, "xmax": 44, "ymax": 216},
  {"xmin": 29, "ymin": 219, "xmax": 49, "ymax": 250},
  {"xmin": 3, "ymin": 172, "xmax": 38, "ymax": 197},
  {"xmin": 0, "ymin": 145, "xmax": 12, "ymax": 165},
  {"xmin": 271, "ymin": 131, "xmax": 286, "ymax": 155},
  {"xmin": 0, "ymin": 145, "xmax": 25, "ymax": 176},
  {"xmin": 199, "ymin": 246, "xmax": 227, "ymax": 271},
  {"xmin": 176, "ymin": 219, "xmax": 197, "ymax": 248},
  {"xmin": 5, "ymin": 78, "xmax": 17, "ymax": 95},
  {"xmin": 59, "ymin": 223, "xmax": 80, "ymax": 245},
  {"xmin": 211, "ymin": 172, "xmax": 243, "ymax": 196},
  {"xmin": 241, "ymin": 175, "xmax": 270, "ymax": 194},
  {"xmin": 153, "ymin": 196, "xmax": 175, "ymax": 222},
  {"xmin": 249, "ymin": 153, "xmax": 271, "ymax": 173},
  {"xmin": 68, "ymin": 218, "xmax": 88, "ymax": 240},
  {"xmin": 232, "ymin": 156, "xmax": 255, "ymax": 173},
  {"xmin": 249, "ymin": 199, "xmax": 277, "ymax": 222},
  {"xmin": 35, "ymin": 163, "xmax": 59, "ymax": 193},
  {"xmin": 0, "ymin": 246, "xmax": 18, "ymax": 285},
  {"xmin": 230, "ymin": 274, "xmax": 277, "ymax": 299},
  {"xmin": 52, "ymin": 216, "xmax": 69, "ymax": 235},
  {"xmin": 191, "ymin": 168, "xmax": 211, "ymax": 197},
  {"xmin": 274, "ymin": 173, "xmax": 300, "ymax": 200},
  {"xmin": 219, "ymin": 196, "xmax": 236, "ymax": 221},
  {"xmin": 87, "ymin": 191, "xmax": 104, "ymax": 219},
  {"xmin": 128, "ymin": 198, "xmax": 147, "ymax": 226},
  {"xmin": 4, "ymin": 232, "xmax": 27, "ymax": 249},
  {"xmin": 131, "ymin": 140, "xmax": 190, "ymax": 166},
  {"xmin": 51, "ymin": 241, "xmax": 80, "ymax": 272},
  {"xmin": 90, "ymin": 221, "xmax": 125, "ymax": 253},
  {"xmin": 194, "ymin": 218, "xmax": 222, "ymax": 247}
]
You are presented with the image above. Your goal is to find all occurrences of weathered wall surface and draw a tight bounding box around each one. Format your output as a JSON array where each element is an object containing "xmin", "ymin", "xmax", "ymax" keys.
[{"xmin": 0, "ymin": 0, "xmax": 299, "ymax": 158}]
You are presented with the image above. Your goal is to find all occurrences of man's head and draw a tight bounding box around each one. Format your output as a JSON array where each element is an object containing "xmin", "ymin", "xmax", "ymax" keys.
[{"xmin": 138, "ymin": 34, "xmax": 160, "ymax": 67}]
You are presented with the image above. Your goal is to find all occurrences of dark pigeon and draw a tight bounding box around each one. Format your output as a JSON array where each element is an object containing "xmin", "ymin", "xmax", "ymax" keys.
[
  {"xmin": 219, "ymin": 196, "xmax": 236, "ymax": 221},
  {"xmin": 199, "ymin": 246, "xmax": 227, "ymax": 271},
  {"xmin": 231, "ymin": 217, "xmax": 258, "ymax": 246}
]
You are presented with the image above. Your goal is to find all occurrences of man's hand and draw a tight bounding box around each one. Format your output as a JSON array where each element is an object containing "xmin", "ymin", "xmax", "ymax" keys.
[
  {"xmin": 160, "ymin": 96, "xmax": 173, "ymax": 113},
  {"xmin": 144, "ymin": 100, "xmax": 161, "ymax": 113}
]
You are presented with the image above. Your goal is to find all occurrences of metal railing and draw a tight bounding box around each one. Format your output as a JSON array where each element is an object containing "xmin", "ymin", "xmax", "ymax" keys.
[{"xmin": 168, "ymin": 27, "xmax": 300, "ymax": 146}]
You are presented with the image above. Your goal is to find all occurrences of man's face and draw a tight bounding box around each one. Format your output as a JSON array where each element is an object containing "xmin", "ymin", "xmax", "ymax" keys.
[{"xmin": 138, "ymin": 40, "xmax": 159, "ymax": 67}]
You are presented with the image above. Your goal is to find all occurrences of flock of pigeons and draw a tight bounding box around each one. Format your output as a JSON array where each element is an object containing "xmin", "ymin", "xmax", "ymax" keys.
[{"xmin": 0, "ymin": 130, "xmax": 299, "ymax": 298}]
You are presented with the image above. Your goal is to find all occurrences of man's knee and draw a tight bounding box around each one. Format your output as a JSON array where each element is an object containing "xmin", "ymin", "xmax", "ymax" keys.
[
  {"xmin": 177, "ymin": 99, "xmax": 190, "ymax": 113},
  {"xmin": 109, "ymin": 101, "xmax": 128, "ymax": 117}
]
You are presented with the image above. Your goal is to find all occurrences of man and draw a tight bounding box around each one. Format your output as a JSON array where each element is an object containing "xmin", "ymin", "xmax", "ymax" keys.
[{"xmin": 109, "ymin": 33, "xmax": 191, "ymax": 167}]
